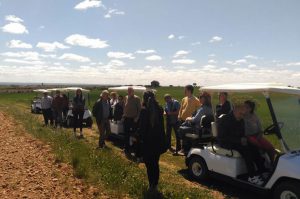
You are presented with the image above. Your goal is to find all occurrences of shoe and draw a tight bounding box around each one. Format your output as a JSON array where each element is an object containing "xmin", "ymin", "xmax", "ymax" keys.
[
  {"xmin": 248, "ymin": 175, "xmax": 264, "ymax": 186},
  {"xmin": 79, "ymin": 134, "xmax": 84, "ymax": 139}
]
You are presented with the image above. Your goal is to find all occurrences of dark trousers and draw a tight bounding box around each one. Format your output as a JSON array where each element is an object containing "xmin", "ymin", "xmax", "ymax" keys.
[
  {"xmin": 123, "ymin": 117, "xmax": 136, "ymax": 151},
  {"xmin": 73, "ymin": 110, "xmax": 84, "ymax": 132},
  {"xmin": 144, "ymin": 154, "xmax": 160, "ymax": 187},
  {"xmin": 231, "ymin": 144, "xmax": 265, "ymax": 177},
  {"xmin": 166, "ymin": 122, "xmax": 181, "ymax": 151},
  {"xmin": 97, "ymin": 119, "xmax": 110, "ymax": 147},
  {"xmin": 42, "ymin": 108, "xmax": 53, "ymax": 125},
  {"xmin": 53, "ymin": 110, "xmax": 63, "ymax": 127}
]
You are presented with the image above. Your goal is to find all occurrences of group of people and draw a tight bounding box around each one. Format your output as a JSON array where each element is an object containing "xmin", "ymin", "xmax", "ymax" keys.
[
  {"xmin": 40, "ymin": 89, "xmax": 87, "ymax": 138},
  {"xmin": 41, "ymin": 85, "xmax": 277, "ymax": 190},
  {"xmin": 40, "ymin": 90, "xmax": 69, "ymax": 128}
]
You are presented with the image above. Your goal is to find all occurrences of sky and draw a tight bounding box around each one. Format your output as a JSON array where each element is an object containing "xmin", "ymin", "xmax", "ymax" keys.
[{"xmin": 0, "ymin": 0, "xmax": 300, "ymax": 86}]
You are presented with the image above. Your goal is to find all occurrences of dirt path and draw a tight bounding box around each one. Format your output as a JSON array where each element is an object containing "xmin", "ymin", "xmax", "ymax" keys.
[{"xmin": 0, "ymin": 111, "xmax": 106, "ymax": 199}]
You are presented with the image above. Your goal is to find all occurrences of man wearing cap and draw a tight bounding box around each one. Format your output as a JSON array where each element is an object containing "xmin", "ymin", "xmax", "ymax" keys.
[
  {"xmin": 92, "ymin": 90, "xmax": 112, "ymax": 148},
  {"xmin": 41, "ymin": 91, "xmax": 53, "ymax": 126}
]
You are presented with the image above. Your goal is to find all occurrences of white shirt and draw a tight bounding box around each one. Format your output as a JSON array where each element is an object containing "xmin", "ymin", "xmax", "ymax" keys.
[{"xmin": 41, "ymin": 96, "xmax": 53, "ymax": 109}]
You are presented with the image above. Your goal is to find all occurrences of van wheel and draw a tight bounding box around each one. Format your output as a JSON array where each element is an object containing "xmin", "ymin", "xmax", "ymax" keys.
[
  {"xmin": 188, "ymin": 156, "xmax": 208, "ymax": 180},
  {"xmin": 273, "ymin": 181, "xmax": 300, "ymax": 199}
]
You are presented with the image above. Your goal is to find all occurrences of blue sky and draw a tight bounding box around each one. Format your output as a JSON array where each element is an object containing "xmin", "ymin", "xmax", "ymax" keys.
[{"xmin": 0, "ymin": 0, "xmax": 300, "ymax": 86}]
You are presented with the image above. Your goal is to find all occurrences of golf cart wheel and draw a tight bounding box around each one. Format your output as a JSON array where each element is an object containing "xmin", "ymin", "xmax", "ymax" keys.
[
  {"xmin": 86, "ymin": 117, "xmax": 93, "ymax": 128},
  {"xmin": 188, "ymin": 156, "xmax": 208, "ymax": 180},
  {"xmin": 274, "ymin": 181, "xmax": 300, "ymax": 199}
]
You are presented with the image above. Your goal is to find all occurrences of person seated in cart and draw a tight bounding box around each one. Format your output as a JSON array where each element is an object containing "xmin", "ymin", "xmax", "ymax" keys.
[
  {"xmin": 217, "ymin": 101, "xmax": 266, "ymax": 185},
  {"xmin": 183, "ymin": 92, "xmax": 214, "ymax": 152},
  {"xmin": 244, "ymin": 100, "xmax": 277, "ymax": 164},
  {"xmin": 216, "ymin": 92, "xmax": 232, "ymax": 118},
  {"xmin": 110, "ymin": 92, "xmax": 118, "ymax": 115}
]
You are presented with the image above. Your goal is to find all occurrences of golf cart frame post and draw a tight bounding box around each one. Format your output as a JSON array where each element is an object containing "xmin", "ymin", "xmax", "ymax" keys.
[{"xmin": 263, "ymin": 92, "xmax": 290, "ymax": 152}]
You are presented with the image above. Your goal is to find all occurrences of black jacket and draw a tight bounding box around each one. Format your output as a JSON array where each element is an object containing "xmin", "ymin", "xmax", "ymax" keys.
[
  {"xmin": 137, "ymin": 105, "xmax": 167, "ymax": 157},
  {"xmin": 217, "ymin": 111, "xmax": 244, "ymax": 148},
  {"xmin": 113, "ymin": 102, "xmax": 124, "ymax": 121},
  {"xmin": 216, "ymin": 100, "xmax": 231, "ymax": 118},
  {"xmin": 92, "ymin": 99, "xmax": 112, "ymax": 122}
]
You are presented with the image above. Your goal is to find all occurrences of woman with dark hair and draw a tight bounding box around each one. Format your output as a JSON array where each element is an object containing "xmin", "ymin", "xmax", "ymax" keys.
[
  {"xmin": 72, "ymin": 89, "xmax": 85, "ymax": 138},
  {"xmin": 137, "ymin": 91, "xmax": 167, "ymax": 192},
  {"xmin": 244, "ymin": 100, "xmax": 277, "ymax": 163}
]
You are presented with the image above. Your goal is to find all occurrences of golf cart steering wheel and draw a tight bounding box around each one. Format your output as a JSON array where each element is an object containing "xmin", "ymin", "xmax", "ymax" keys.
[{"xmin": 263, "ymin": 122, "xmax": 284, "ymax": 135}]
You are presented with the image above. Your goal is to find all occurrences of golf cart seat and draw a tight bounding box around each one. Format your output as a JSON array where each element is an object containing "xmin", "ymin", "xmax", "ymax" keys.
[
  {"xmin": 185, "ymin": 115, "xmax": 214, "ymax": 141},
  {"xmin": 209, "ymin": 121, "xmax": 242, "ymax": 158}
]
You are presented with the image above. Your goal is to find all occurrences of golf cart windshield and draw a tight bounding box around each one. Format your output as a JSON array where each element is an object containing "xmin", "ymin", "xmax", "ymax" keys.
[{"xmin": 270, "ymin": 93, "xmax": 300, "ymax": 151}]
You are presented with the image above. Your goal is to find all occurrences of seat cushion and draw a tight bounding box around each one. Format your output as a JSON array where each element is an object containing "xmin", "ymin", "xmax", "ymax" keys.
[
  {"xmin": 208, "ymin": 145, "xmax": 242, "ymax": 158},
  {"xmin": 185, "ymin": 133, "xmax": 199, "ymax": 139}
]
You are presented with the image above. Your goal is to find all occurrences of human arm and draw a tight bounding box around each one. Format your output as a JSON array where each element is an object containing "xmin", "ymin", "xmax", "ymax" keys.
[{"xmin": 134, "ymin": 97, "xmax": 142, "ymax": 122}]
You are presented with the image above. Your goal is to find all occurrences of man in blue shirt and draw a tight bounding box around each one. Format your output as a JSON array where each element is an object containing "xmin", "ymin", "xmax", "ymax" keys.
[{"xmin": 164, "ymin": 94, "xmax": 181, "ymax": 154}]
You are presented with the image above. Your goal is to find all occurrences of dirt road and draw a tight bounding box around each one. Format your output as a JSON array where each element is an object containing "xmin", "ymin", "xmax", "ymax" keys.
[{"xmin": 0, "ymin": 111, "xmax": 105, "ymax": 199}]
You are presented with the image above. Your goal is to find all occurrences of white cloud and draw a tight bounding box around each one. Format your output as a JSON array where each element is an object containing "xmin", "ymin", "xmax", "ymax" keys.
[
  {"xmin": 36, "ymin": 42, "xmax": 69, "ymax": 52},
  {"xmin": 248, "ymin": 64, "xmax": 257, "ymax": 68},
  {"xmin": 74, "ymin": 0, "xmax": 102, "ymax": 10},
  {"xmin": 208, "ymin": 59, "xmax": 217, "ymax": 64},
  {"xmin": 178, "ymin": 35, "xmax": 185, "ymax": 40},
  {"xmin": 65, "ymin": 34, "xmax": 109, "ymax": 48},
  {"xmin": 107, "ymin": 59, "xmax": 126, "ymax": 67},
  {"xmin": 172, "ymin": 59, "xmax": 195, "ymax": 64},
  {"xmin": 6, "ymin": 40, "xmax": 32, "ymax": 49},
  {"xmin": 135, "ymin": 49, "xmax": 156, "ymax": 54},
  {"xmin": 286, "ymin": 62, "xmax": 300, "ymax": 66},
  {"xmin": 168, "ymin": 34, "xmax": 175, "ymax": 40},
  {"xmin": 104, "ymin": 9, "xmax": 125, "ymax": 18},
  {"xmin": 191, "ymin": 41, "xmax": 201, "ymax": 46},
  {"xmin": 209, "ymin": 54, "xmax": 216, "ymax": 57},
  {"xmin": 2, "ymin": 22, "xmax": 28, "ymax": 34},
  {"xmin": 226, "ymin": 59, "xmax": 247, "ymax": 65},
  {"xmin": 5, "ymin": 15, "xmax": 23, "ymax": 23},
  {"xmin": 107, "ymin": 51, "xmax": 135, "ymax": 59},
  {"xmin": 209, "ymin": 36, "xmax": 223, "ymax": 43},
  {"xmin": 1, "ymin": 51, "xmax": 40, "ymax": 61},
  {"xmin": 146, "ymin": 55, "xmax": 162, "ymax": 61},
  {"xmin": 245, "ymin": 55, "xmax": 258, "ymax": 59},
  {"xmin": 4, "ymin": 58, "xmax": 45, "ymax": 65},
  {"xmin": 59, "ymin": 53, "xmax": 90, "ymax": 62},
  {"xmin": 173, "ymin": 50, "xmax": 189, "ymax": 58}
]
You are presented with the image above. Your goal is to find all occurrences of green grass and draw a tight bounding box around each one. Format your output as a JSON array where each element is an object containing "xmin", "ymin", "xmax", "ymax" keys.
[
  {"xmin": 1, "ymin": 86, "xmax": 299, "ymax": 199},
  {"xmin": 0, "ymin": 89, "xmax": 214, "ymax": 199}
]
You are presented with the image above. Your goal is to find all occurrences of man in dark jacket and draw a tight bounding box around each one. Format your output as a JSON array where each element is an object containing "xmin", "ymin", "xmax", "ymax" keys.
[
  {"xmin": 217, "ymin": 102, "xmax": 265, "ymax": 185},
  {"xmin": 92, "ymin": 90, "xmax": 112, "ymax": 148},
  {"xmin": 216, "ymin": 92, "xmax": 232, "ymax": 118},
  {"xmin": 52, "ymin": 90, "xmax": 64, "ymax": 128}
]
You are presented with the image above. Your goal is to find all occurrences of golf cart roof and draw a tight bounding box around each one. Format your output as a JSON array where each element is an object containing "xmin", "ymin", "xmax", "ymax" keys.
[
  {"xmin": 64, "ymin": 87, "xmax": 90, "ymax": 92},
  {"xmin": 108, "ymin": 86, "xmax": 148, "ymax": 92},
  {"xmin": 33, "ymin": 89, "xmax": 49, "ymax": 93},
  {"xmin": 47, "ymin": 88, "xmax": 67, "ymax": 92},
  {"xmin": 200, "ymin": 83, "xmax": 300, "ymax": 95}
]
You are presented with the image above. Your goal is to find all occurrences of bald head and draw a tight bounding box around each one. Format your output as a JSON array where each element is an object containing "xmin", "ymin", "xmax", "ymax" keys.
[{"xmin": 128, "ymin": 87, "xmax": 134, "ymax": 97}]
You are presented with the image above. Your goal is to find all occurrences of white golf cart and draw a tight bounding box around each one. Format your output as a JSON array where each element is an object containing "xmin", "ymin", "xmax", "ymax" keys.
[
  {"xmin": 64, "ymin": 87, "xmax": 93, "ymax": 128},
  {"xmin": 31, "ymin": 89, "xmax": 49, "ymax": 113},
  {"xmin": 107, "ymin": 86, "xmax": 148, "ymax": 138},
  {"xmin": 186, "ymin": 83, "xmax": 300, "ymax": 199}
]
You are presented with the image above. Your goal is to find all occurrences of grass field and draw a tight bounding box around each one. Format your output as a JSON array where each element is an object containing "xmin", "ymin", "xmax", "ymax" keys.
[{"xmin": 0, "ymin": 86, "xmax": 299, "ymax": 199}]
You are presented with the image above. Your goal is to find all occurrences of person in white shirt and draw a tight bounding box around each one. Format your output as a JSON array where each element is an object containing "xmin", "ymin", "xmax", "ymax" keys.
[{"xmin": 41, "ymin": 91, "xmax": 53, "ymax": 126}]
